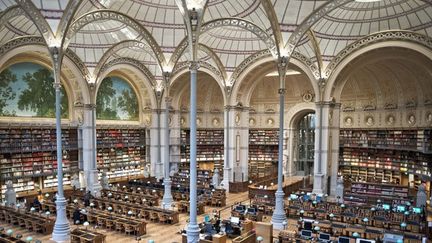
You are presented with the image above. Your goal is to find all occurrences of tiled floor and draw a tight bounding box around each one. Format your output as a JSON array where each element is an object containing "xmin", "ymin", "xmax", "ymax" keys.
[{"xmin": 1, "ymin": 191, "xmax": 253, "ymax": 243}]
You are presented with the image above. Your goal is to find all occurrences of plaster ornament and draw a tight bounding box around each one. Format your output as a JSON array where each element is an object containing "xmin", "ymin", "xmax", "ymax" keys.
[
  {"xmin": 426, "ymin": 113, "xmax": 432, "ymax": 125},
  {"xmin": 386, "ymin": 115, "xmax": 395, "ymax": 125},
  {"xmin": 344, "ymin": 117, "xmax": 353, "ymax": 126},
  {"xmin": 235, "ymin": 113, "xmax": 240, "ymax": 125},
  {"xmin": 212, "ymin": 118, "xmax": 220, "ymax": 127},
  {"xmin": 249, "ymin": 118, "xmax": 256, "ymax": 126},
  {"xmin": 267, "ymin": 118, "xmax": 274, "ymax": 126},
  {"xmin": 180, "ymin": 117, "xmax": 185, "ymax": 125},
  {"xmin": 408, "ymin": 114, "xmax": 416, "ymax": 126},
  {"xmin": 365, "ymin": 116, "xmax": 374, "ymax": 126},
  {"xmin": 196, "ymin": 117, "xmax": 202, "ymax": 126}
]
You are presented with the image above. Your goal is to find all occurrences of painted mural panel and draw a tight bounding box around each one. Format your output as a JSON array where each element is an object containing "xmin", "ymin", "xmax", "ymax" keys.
[
  {"xmin": 0, "ymin": 62, "xmax": 68, "ymax": 118},
  {"xmin": 96, "ymin": 76, "xmax": 139, "ymax": 120}
]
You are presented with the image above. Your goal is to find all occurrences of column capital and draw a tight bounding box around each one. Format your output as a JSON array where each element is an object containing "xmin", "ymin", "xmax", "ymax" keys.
[
  {"xmin": 278, "ymin": 88, "xmax": 286, "ymax": 94},
  {"xmin": 53, "ymin": 82, "xmax": 61, "ymax": 89},
  {"xmin": 189, "ymin": 61, "xmax": 200, "ymax": 71},
  {"xmin": 84, "ymin": 103, "xmax": 96, "ymax": 109},
  {"xmin": 315, "ymin": 101, "xmax": 336, "ymax": 107}
]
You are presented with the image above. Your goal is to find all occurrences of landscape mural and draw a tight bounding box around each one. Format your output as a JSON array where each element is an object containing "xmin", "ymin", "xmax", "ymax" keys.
[
  {"xmin": 96, "ymin": 76, "xmax": 139, "ymax": 120},
  {"xmin": 0, "ymin": 62, "xmax": 68, "ymax": 118}
]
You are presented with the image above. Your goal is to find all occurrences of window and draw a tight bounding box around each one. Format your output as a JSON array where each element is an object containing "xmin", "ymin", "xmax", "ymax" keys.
[{"xmin": 295, "ymin": 113, "xmax": 315, "ymax": 175}]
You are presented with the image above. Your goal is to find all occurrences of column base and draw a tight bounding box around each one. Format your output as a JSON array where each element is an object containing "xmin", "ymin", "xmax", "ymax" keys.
[
  {"xmin": 162, "ymin": 178, "xmax": 174, "ymax": 209},
  {"xmin": 52, "ymin": 196, "xmax": 70, "ymax": 242},
  {"xmin": 220, "ymin": 167, "xmax": 231, "ymax": 190},
  {"xmin": 186, "ymin": 224, "xmax": 200, "ymax": 243},
  {"xmin": 86, "ymin": 170, "xmax": 102, "ymax": 197},
  {"xmin": 271, "ymin": 190, "xmax": 287, "ymax": 230},
  {"xmin": 312, "ymin": 173, "xmax": 326, "ymax": 195}
]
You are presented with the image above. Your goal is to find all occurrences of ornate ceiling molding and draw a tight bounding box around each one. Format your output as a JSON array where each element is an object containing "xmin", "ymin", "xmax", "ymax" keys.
[
  {"xmin": 324, "ymin": 30, "xmax": 432, "ymax": 79},
  {"xmin": 259, "ymin": 0, "xmax": 283, "ymax": 55},
  {"xmin": 284, "ymin": 0, "xmax": 352, "ymax": 55},
  {"xmin": 98, "ymin": 57, "xmax": 156, "ymax": 86},
  {"xmin": 168, "ymin": 37, "xmax": 188, "ymax": 68},
  {"xmin": 57, "ymin": 0, "xmax": 82, "ymax": 44},
  {"xmin": 306, "ymin": 30, "xmax": 323, "ymax": 77},
  {"xmin": 198, "ymin": 44, "xmax": 227, "ymax": 80},
  {"xmin": 172, "ymin": 60, "xmax": 224, "ymax": 84},
  {"xmin": 229, "ymin": 49, "xmax": 319, "ymax": 86},
  {"xmin": 64, "ymin": 10, "xmax": 166, "ymax": 68},
  {"xmin": 94, "ymin": 40, "xmax": 157, "ymax": 78},
  {"xmin": 14, "ymin": 0, "xmax": 53, "ymax": 43},
  {"xmin": 201, "ymin": 17, "xmax": 277, "ymax": 57},
  {"xmin": 0, "ymin": 5, "xmax": 25, "ymax": 29}
]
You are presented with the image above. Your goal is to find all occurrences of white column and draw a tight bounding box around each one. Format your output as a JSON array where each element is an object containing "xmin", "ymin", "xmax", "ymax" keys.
[
  {"xmin": 329, "ymin": 103, "xmax": 341, "ymax": 196},
  {"xmin": 82, "ymin": 104, "xmax": 101, "ymax": 196},
  {"xmin": 221, "ymin": 106, "xmax": 231, "ymax": 190},
  {"xmin": 230, "ymin": 107, "xmax": 249, "ymax": 182},
  {"xmin": 162, "ymin": 97, "xmax": 173, "ymax": 208},
  {"xmin": 170, "ymin": 110, "xmax": 181, "ymax": 172},
  {"xmin": 227, "ymin": 108, "xmax": 237, "ymax": 181},
  {"xmin": 313, "ymin": 102, "xmax": 331, "ymax": 194},
  {"xmin": 150, "ymin": 109, "xmax": 162, "ymax": 178},
  {"xmin": 285, "ymin": 128, "xmax": 296, "ymax": 177}
]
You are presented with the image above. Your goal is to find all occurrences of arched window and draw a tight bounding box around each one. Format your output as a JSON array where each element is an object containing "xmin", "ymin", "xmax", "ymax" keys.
[
  {"xmin": 295, "ymin": 113, "xmax": 315, "ymax": 176},
  {"xmin": 0, "ymin": 62, "xmax": 68, "ymax": 118},
  {"xmin": 96, "ymin": 76, "xmax": 139, "ymax": 120}
]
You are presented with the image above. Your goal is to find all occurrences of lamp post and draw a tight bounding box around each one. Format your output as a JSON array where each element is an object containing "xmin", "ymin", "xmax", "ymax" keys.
[{"xmin": 162, "ymin": 71, "xmax": 173, "ymax": 209}]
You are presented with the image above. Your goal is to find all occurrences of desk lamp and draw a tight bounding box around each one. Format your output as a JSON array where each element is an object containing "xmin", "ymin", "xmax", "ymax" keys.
[
  {"xmin": 371, "ymin": 207, "xmax": 376, "ymax": 211},
  {"xmin": 362, "ymin": 218, "xmax": 369, "ymax": 223},
  {"xmin": 148, "ymin": 240, "xmax": 155, "ymax": 243},
  {"xmin": 314, "ymin": 226, "xmax": 320, "ymax": 232},
  {"xmin": 30, "ymin": 207, "xmax": 36, "ymax": 213},
  {"xmin": 400, "ymin": 222, "xmax": 407, "ymax": 230},
  {"xmin": 283, "ymin": 220, "xmax": 287, "ymax": 230},
  {"xmin": 25, "ymin": 236, "xmax": 33, "ymax": 242},
  {"xmin": 256, "ymin": 236, "xmax": 263, "ymax": 243},
  {"xmin": 45, "ymin": 211, "xmax": 50, "ymax": 218},
  {"xmin": 83, "ymin": 221, "xmax": 89, "ymax": 230},
  {"xmin": 6, "ymin": 229, "xmax": 13, "ymax": 236},
  {"xmin": 352, "ymin": 232, "xmax": 360, "ymax": 238},
  {"xmin": 329, "ymin": 213, "xmax": 335, "ymax": 220}
]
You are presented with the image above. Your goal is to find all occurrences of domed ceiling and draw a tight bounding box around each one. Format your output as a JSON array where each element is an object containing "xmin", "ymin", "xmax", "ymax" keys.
[{"xmin": 0, "ymin": 0, "xmax": 431, "ymax": 87}]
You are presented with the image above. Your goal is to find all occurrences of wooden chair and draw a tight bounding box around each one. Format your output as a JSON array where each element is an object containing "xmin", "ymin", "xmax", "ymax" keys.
[
  {"xmin": 159, "ymin": 214, "xmax": 167, "ymax": 224},
  {"xmin": 96, "ymin": 218, "xmax": 105, "ymax": 228},
  {"xmin": 105, "ymin": 220, "xmax": 114, "ymax": 230},
  {"xmin": 115, "ymin": 222, "xmax": 124, "ymax": 232},
  {"xmin": 150, "ymin": 212, "xmax": 158, "ymax": 222},
  {"xmin": 87, "ymin": 214, "xmax": 96, "ymax": 224},
  {"xmin": 25, "ymin": 220, "xmax": 33, "ymax": 231},
  {"xmin": 124, "ymin": 225, "xmax": 134, "ymax": 235}
]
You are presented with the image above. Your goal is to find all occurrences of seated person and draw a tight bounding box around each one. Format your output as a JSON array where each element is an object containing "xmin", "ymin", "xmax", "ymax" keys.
[
  {"xmin": 32, "ymin": 197, "xmax": 41, "ymax": 210},
  {"xmin": 73, "ymin": 208, "xmax": 81, "ymax": 225}
]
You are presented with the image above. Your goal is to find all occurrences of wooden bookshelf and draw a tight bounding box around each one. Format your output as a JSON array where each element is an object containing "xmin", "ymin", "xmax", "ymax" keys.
[
  {"xmin": 96, "ymin": 128, "xmax": 146, "ymax": 180},
  {"xmin": 0, "ymin": 126, "xmax": 79, "ymax": 196},
  {"xmin": 180, "ymin": 129, "xmax": 224, "ymax": 172},
  {"xmin": 248, "ymin": 129, "xmax": 278, "ymax": 179},
  {"xmin": 344, "ymin": 181, "xmax": 410, "ymax": 205},
  {"xmin": 339, "ymin": 129, "xmax": 432, "ymax": 184}
]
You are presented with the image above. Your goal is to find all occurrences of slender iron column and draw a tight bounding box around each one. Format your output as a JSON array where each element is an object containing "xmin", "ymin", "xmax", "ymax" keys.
[
  {"xmin": 271, "ymin": 57, "xmax": 288, "ymax": 229},
  {"xmin": 51, "ymin": 47, "xmax": 71, "ymax": 242},
  {"xmin": 162, "ymin": 81, "xmax": 174, "ymax": 208},
  {"xmin": 187, "ymin": 62, "xmax": 200, "ymax": 242}
]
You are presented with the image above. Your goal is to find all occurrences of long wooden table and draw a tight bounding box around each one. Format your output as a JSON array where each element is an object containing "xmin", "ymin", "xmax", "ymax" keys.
[
  {"xmin": 71, "ymin": 228, "xmax": 106, "ymax": 243},
  {"xmin": 0, "ymin": 205, "xmax": 54, "ymax": 234},
  {"xmin": 0, "ymin": 234, "xmax": 26, "ymax": 243},
  {"xmin": 101, "ymin": 189, "xmax": 159, "ymax": 206}
]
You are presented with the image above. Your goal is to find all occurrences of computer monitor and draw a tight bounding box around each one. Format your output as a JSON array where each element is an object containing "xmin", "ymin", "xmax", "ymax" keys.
[
  {"xmin": 300, "ymin": 230, "xmax": 312, "ymax": 239},
  {"xmin": 382, "ymin": 204, "xmax": 391, "ymax": 210},
  {"xmin": 235, "ymin": 205, "xmax": 245, "ymax": 212},
  {"xmin": 247, "ymin": 208, "xmax": 256, "ymax": 214},
  {"xmin": 230, "ymin": 216, "xmax": 240, "ymax": 224},
  {"xmin": 412, "ymin": 207, "xmax": 422, "ymax": 214},
  {"xmin": 203, "ymin": 215, "xmax": 210, "ymax": 223},
  {"xmin": 338, "ymin": 236, "xmax": 350, "ymax": 243},
  {"xmin": 397, "ymin": 205, "xmax": 406, "ymax": 212},
  {"xmin": 303, "ymin": 194, "xmax": 310, "ymax": 201},
  {"xmin": 319, "ymin": 233, "xmax": 331, "ymax": 241},
  {"xmin": 304, "ymin": 221, "xmax": 313, "ymax": 231},
  {"xmin": 356, "ymin": 239, "xmax": 376, "ymax": 243},
  {"xmin": 290, "ymin": 194, "xmax": 298, "ymax": 200}
]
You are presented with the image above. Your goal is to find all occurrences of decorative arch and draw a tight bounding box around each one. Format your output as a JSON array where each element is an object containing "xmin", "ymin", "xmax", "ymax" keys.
[
  {"xmin": 169, "ymin": 39, "xmax": 227, "ymax": 81},
  {"xmin": 324, "ymin": 34, "xmax": 432, "ymax": 102},
  {"xmin": 14, "ymin": 0, "xmax": 54, "ymax": 43},
  {"xmin": 286, "ymin": 104, "xmax": 316, "ymax": 129},
  {"xmin": 170, "ymin": 63, "xmax": 228, "ymax": 106},
  {"xmin": 259, "ymin": 0, "xmax": 284, "ymax": 55},
  {"xmin": 56, "ymin": 0, "xmax": 82, "ymax": 43},
  {"xmin": 230, "ymin": 52, "xmax": 320, "ymax": 106},
  {"xmin": 200, "ymin": 17, "xmax": 277, "ymax": 57},
  {"xmin": 94, "ymin": 40, "xmax": 157, "ymax": 78},
  {"xmin": 63, "ymin": 10, "xmax": 166, "ymax": 67},
  {"xmin": 96, "ymin": 62, "xmax": 158, "ymax": 110},
  {"xmin": 98, "ymin": 57, "xmax": 156, "ymax": 87}
]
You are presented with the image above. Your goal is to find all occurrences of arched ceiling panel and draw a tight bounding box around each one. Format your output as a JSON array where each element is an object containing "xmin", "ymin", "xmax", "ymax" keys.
[
  {"xmin": 93, "ymin": 0, "xmax": 186, "ymax": 56},
  {"xmin": 200, "ymin": 26, "xmax": 267, "ymax": 73},
  {"xmin": 0, "ymin": 1, "xmax": 17, "ymax": 11},
  {"xmin": 204, "ymin": 0, "xmax": 271, "ymax": 31},
  {"xmin": 0, "ymin": 14, "xmax": 41, "ymax": 44},
  {"xmin": 68, "ymin": 19, "xmax": 140, "ymax": 69},
  {"xmin": 311, "ymin": 0, "xmax": 432, "ymax": 68}
]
